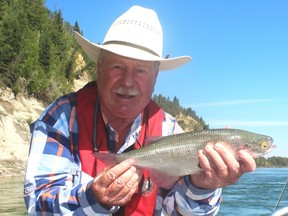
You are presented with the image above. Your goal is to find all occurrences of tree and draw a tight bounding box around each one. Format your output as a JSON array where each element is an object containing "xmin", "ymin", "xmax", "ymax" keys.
[
  {"xmin": 73, "ymin": 21, "xmax": 81, "ymax": 33},
  {"xmin": 152, "ymin": 94, "xmax": 208, "ymax": 131},
  {"xmin": 0, "ymin": 4, "xmax": 23, "ymax": 88},
  {"xmin": 0, "ymin": 0, "xmax": 96, "ymax": 101},
  {"xmin": 0, "ymin": 0, "xmax": 8, "ymax": 22}
]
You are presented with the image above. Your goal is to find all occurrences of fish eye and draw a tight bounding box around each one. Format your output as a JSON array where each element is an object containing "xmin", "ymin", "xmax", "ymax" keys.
[{"xmin": 260, "ymin": 141, "xmax": 270, "ymax": 150}]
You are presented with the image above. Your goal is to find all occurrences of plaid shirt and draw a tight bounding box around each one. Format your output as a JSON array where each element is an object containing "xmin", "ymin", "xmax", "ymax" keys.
[{"xmin": 24, "ymin": 92, "xmax": 222, "ymax": 215}]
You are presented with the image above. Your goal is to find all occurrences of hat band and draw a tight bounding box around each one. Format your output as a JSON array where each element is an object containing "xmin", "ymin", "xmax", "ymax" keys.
[{"xmin": 103, "ymin": 40, "xmax": 160, "ymax": 57}]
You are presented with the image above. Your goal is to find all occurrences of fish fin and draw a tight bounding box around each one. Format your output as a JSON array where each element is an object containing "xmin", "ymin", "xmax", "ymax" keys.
[
  {"xmin": 147, "ymin": 168, "xmax": 179, "ymax": 189},
  {"xmin": 93, "ymin": 152, "xmax": 119, "ymax": 167}
]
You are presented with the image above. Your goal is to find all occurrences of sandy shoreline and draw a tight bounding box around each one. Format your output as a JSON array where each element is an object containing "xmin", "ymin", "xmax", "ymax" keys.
[{"xmin": 0, "ymin": 159, "xmax": 26, "ymax": 177}]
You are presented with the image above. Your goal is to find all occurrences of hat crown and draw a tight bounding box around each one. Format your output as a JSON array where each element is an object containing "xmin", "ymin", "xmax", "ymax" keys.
[
  {"xmin": 73, "ymin": 5, "xmax": 191, "ymax": 71},
  {"xmin": 103, "ymin": 6, "xmax": 163, "ymax": 57}
]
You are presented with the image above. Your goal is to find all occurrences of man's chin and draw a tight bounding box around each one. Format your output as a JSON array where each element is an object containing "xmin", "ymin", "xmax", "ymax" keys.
[{"xmin": 113, "ymin": 108, "xmax": 139, "ymax": 119}]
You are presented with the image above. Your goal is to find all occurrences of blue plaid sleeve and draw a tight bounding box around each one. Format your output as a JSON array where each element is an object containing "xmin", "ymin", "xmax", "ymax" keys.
[
  {"xmin": 23, "ymin": 94, "xmax": 117, "ymax": 215},
  {"xmin": 162, "ymin": 176, "xmax": 221, "ymax": 216}
]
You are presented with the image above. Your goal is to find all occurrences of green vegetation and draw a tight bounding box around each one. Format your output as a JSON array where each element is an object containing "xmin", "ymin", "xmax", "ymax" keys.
[
  {"xmin": 0, "ymin": 0, "xmax": 94, "ymax": 103},
  {"xmin": 153, "ymin": 94, "xmax": 208, "ymax": 131},
  {"xmin": 256, "ymin": 156, "xmax": 288, "ymax": 167}
]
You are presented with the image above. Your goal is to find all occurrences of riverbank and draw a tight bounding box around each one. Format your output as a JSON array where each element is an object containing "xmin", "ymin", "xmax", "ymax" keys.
[
  {"xmin": 0, "ymin": 78, "xmax": 88, "ymax": 177},
  {"xmin": 0, "ymin": 160, "xmax": 26, "ymax": 177},
  {"xmin": 0, "ymin": 86, "xmax": 44, "ymax": 177}
]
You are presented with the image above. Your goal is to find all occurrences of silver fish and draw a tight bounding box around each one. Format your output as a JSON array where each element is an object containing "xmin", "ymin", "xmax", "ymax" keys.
[{"xmin": 94, "ymin": 128, "xmax": 274, "ymax": 177}]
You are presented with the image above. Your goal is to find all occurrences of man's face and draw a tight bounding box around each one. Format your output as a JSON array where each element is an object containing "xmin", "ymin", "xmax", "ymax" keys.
[{"xmin": 97, "ymin": 51, "xmax": 159, "ymax": 121}]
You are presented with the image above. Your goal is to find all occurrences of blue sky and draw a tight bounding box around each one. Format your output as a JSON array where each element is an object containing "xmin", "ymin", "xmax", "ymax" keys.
[{"xmin": 45, "ymin": 0, "xmax": 288, "ymax": 157}]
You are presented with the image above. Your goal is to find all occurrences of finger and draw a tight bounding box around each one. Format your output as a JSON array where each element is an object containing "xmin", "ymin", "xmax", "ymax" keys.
[
  {"xmin": 111, "ymin": 166, "xmax": 137, "ymax": 191},
  {"xmin": 92, "ymin": 165, "xmax": 140, "ymax": 207},
  {"xmin": 126, "ymin": 169, "xmax": 142, "ymax": 190},
  {"xmin": 204, "ymin": 143, "xmax": 229, "ymax": 179},
  {"xmin": 107, "ymin": 167, "xmax": 142, "ymax": 206},
  {"xmin": 238, "ymin": 150, "xmax": 256, "ymax": 173},
  {"xmin": 198, "ymin": 149, "xmax": 215, "ymax": 179},
  {"xmin": 98, "ymin": 159, "xmax": 133, "ymax": 188},
  {"xmin": 189, "ymin": 149, "xmax": 218, "ymax": 189},
  {"xmin": 119, "ymin": 169, "xmax": 142, "ymax": 203},
  {"xmin": 213, "ymin": 143, "xmax": 240, "ymax": 179}
]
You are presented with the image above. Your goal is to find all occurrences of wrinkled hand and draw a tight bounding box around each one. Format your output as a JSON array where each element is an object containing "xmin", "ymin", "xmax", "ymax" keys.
[
  {"xmin": 190, "ymin": 142, "xmax": 256, "ymax": 190},
  {"xmin": 92, "ymin": 159, "xmax": 142, "ymax": 208}
]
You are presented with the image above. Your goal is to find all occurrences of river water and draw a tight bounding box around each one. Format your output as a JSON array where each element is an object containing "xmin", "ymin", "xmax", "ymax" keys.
[
  {"xmin": 0, "ymin": 168, "xmax": 287, "ymax": 215},
  {"xmin": 0, "ymin": 176, "xmax": 27, "ymax": 216},
  {"xmin": 219, "ymin": 168, "xmax": 288, "ymax": 216}
]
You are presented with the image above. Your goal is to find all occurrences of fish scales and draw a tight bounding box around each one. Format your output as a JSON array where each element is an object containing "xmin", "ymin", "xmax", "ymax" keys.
[{"xmin": 94, "ymin": 129, "xmax": 274, "ymax": 177}]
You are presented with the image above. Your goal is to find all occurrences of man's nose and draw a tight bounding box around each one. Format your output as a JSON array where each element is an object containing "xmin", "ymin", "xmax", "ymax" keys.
[{"xmin": 121, "ymin": 70, "xmax": 135, "ymax": 87}]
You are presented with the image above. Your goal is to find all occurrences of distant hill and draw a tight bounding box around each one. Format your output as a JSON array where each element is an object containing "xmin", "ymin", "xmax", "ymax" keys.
[
  {"xmin": 152, "ymin": 94, "xmax": 208, "ymax": 131},
  {"xmin": 256, "ymin": 156, "xmax": 288, "ymax": 167}
]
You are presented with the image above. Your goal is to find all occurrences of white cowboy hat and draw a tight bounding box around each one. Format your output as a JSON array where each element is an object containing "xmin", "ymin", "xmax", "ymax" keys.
[{"xmin": 73, "ymin": 5, "xmax": 192, "ymax": 71}]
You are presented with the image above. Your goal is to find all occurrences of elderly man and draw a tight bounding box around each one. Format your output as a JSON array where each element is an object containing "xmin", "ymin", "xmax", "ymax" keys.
[{"xmin": 24, "ymin": 5, "xmax": 256, "ymax": 215}]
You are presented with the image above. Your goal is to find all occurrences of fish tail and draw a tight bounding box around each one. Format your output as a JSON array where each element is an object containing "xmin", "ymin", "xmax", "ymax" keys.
[{"xmin": 93, "ymin": 152, "xmax": 121, "ymax": 168}]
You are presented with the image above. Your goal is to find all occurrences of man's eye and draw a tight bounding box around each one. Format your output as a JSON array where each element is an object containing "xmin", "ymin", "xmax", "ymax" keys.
[
  {"xmin": 113, "ymin": 65, "xmax": 124, "ymax": 70},
  {"xmin": 136, "ymin": 68, "xmax": 146, "ymax": 73}
]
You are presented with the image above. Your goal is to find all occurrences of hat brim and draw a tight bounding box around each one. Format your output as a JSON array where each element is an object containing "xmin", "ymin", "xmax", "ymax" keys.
[{"xmin": 73, "ymin": 31, "xmax": 192, "ymax": 71}]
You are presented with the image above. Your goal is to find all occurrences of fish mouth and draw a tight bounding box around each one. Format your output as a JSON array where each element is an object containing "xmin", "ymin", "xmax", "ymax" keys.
[
  {"xmin": 247, "ymin": 144, "xmax": 277, "ymax": 158},
  {"xmin": 266, "ymin": 144, "xmax": 277, "ymax": 154}
]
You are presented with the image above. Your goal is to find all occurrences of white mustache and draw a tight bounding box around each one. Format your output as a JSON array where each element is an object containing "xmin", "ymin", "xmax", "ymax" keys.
[{"xmin": 113, "ymin": 88, "xmax": 139, "ymax": 97}]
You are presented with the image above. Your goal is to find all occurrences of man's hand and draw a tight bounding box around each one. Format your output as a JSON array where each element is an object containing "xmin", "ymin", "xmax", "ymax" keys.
[
  {"xmin": 92, "ymin": 159, "xmax": 142, "ymax": 208},
  {"xmin": 190, "ymin": 142, "xmax": 256, "ymax": 190}
]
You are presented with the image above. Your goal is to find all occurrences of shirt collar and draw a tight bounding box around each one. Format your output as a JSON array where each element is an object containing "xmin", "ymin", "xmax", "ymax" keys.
[{"xmin": 100, "ymin": 109, "xmax": 143, "ymax": 153}]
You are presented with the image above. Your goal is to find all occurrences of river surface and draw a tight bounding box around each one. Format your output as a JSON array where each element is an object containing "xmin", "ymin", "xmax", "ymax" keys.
[
  {"xmin": 219, "ymin": 168, "xmax": 288, "ymax": 215},
  {"xmin": 0, "ymin": 168, "xmax": 287, "ymax": 215},
  {"xmin": 0, "ymin": 176, "xmax": 27, "ymax": 216}
]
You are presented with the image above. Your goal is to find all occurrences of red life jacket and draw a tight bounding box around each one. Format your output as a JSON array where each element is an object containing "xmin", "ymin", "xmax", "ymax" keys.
[{"xmin": 76, "ymin": 82, "xmax": 164, "ymax": 216}]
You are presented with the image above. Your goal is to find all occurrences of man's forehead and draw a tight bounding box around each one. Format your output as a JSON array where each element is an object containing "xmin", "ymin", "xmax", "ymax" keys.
[{"xmin": 102, "ymin": 50, "xmax": 158, "ymax": 66}]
